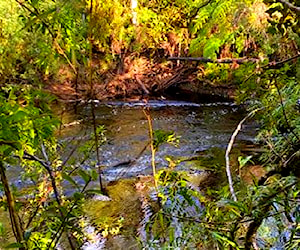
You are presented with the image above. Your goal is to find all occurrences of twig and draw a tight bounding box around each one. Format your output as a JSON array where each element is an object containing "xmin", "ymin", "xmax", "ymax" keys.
[
  {"xmin": 168, "ymin": 57, "xmax": 260, "ymax": 64},
  {"xmin": 242, "ymin": 52, "xmax": 300, "ymax": 85},
  {"xmin": 143, "ymin": 108, "xmax": 158, "ymax": 188},
  {"xmin": 283, "ymin": 150, "xmax": 300, "ymax": 168},
  {"xmin": 61, "ymin": 128, "xmax": 88, "ymax": 168},
  {"xmin": 225, "ymin": 109, "xmax": 260, "ymax": 201},
  {"xmin": 277, "ymin": 0, "xmax": 300, "ymax": 13},
  {"xmin": 135, "ymin": 75, "xmax": 150, "ymax": 95},
  {"xmin": 22, "ymin": 151, "xmax": 76, "ymax": 249},
  {"xmin": 263, "ymin": 52, "xmax": 300, "ymax": 69},
  {"xmin": 50, "ymin": 177, "xmax": 91, "ymax": 249},
  {"xmin": 25, "ymin": 203, "xmax": 41, "ymax": 229},
  {"xmin": 41, "ymin": 143, "xmax": 49, "ymax": 163},
  {"xmin": 0, "ymin": 161, "xmax": 25, "ymax": 249},
  {"xmin": 273, "ymin": 80, "xmax": 300, "ymax": 141}
]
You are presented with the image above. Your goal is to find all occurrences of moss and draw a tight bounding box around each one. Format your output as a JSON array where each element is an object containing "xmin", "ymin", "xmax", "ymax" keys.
[{"xmin": 84, "ymin": 179, "xmax": 142, "ymax": 237}]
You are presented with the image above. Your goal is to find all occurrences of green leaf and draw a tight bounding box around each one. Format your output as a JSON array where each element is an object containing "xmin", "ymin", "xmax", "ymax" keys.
[
  {"xmin": 73, "ymin": 191, "xmax": 84, "ymax": 200},
  {"xmin": 5, "ymin": 242, "xmax": 24, "ymax": 249},
  {"xmin": 169, "ymin": 226, "xmax": 175, "ymax": 243},
  {"xmin": 9, "ymin": 110, "xmax": 27, "ymax": 123},
  {"xmin": 85, "ymin": 189, "xmax": 103, "ymax": 195},
  {"xmin": 62, "ymin": 173, "xmax": 79, "ymax": 189},
  {"xmin": 78, "ymin": 169, "xmax": 91, "ymax": 184},
  {"xmin": 90, "ymin": 169, "xmax": 98, "ymax": 181},
  {"xmin": 0, "ymin": 222, "xmax": 4, "ymax": 235},
  {"xmin": 212, "ymin": 232, "xmax": 239, "ymax": 249},
  {"xmin": 238, "ymin": 155, "xmax": 253, "ymax": 168},
  {"xmin": 203, "ymin": 38, "xmax": 222, "ymax": 59}
]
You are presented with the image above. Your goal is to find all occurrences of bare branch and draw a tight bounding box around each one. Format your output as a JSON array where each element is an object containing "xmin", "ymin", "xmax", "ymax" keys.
[
  {"xmin": 264, "ymin": 52, "xmax": 300, "ymax": 69},
  {"xmin": 168, "ymin": 57, "xmax": 260, "ymax": 64},
  {"xmin": 277, "ymin": 0, "xmax": 300, "ymax": 13},
  {"xmin": 23, "ymin": 152, "xmax": 50, "ymax": 170},
  {"xmin": 41, "ymin": 143, "xmax": 49, "ymax": 163},
  {"xmin": 225, "ymin": 109, "xmax": 260, "ymax": 201},
  {"xmin": 169, "ymin": 53, "xmax": 300, "ymax": 66}
]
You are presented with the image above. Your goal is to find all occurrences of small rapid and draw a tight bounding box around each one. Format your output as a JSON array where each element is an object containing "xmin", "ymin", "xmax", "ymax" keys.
[{"xmin": 59, "ymin": 100, "xmax": 257, "ymax": 182}]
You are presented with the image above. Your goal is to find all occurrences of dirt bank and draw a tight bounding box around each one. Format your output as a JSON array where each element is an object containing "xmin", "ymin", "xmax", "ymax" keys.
[{"xmin": 46, "ymin": 55, "xmax": 235, "ymax": 102}]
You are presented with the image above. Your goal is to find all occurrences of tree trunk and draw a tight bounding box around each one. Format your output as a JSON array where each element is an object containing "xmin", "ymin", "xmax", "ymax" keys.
[{"xmin": 0, "ymin": 161, "xmax": 25, "ymax": 249}]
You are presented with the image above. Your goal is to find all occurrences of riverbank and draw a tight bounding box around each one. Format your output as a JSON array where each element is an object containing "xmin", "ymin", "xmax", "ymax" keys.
[{"xmin": 46, "ymin": 55, "xmax": 236, "ymax": 103}]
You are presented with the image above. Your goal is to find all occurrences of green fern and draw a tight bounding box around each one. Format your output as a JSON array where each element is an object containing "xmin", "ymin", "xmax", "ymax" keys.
[
  {"xmin": 203, "ymin": 37, "xmax": 222, "ymax": 59},
  {"xmin": 192, "ymin": 8, "xmax": 211, "ymax": 34},
  {"xmin": 212, "ymin": 0, "xmax": 233, "ymax": 21}
]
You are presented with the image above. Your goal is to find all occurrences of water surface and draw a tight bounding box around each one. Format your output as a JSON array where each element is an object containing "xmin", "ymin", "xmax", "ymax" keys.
[{"xmin": 59, "ymin": 100, "xmax": 257, "ymax": 182}]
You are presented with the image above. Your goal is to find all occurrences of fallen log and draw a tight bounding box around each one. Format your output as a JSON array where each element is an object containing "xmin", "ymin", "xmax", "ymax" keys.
[{"xmin": 168, "ymin": 57, "xmax": 259, "ymax": 64}]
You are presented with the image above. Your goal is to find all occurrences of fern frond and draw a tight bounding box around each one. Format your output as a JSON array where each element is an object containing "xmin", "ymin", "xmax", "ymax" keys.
[
  {"xmin": 212, "ymin": 0, "xmax": 234, "ymax": 21},
  {"xmin": 192, "ymin": 8, "xmax": 211, "ymax": 34}
]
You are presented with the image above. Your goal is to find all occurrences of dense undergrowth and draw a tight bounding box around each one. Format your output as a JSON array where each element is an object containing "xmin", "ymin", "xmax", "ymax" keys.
[{"xmin": 0, "ymin": 0, "xmax": 299, "ymax": 249}]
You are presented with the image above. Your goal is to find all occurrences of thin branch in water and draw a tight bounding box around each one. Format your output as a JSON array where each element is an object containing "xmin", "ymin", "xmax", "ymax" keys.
[
  {"xmin": 116, "ymin": 141, "xmax": 150, "ymax": 179},
  {"xmin": 225, "ymin": 109, "xmax": 260, "ymax": 201},
  {"xmin": 90, "ymin": 101, "xmax": 104, "ymax": 192},
  {"xmin": 143, "ymin": 108, "xmax": 158, "ymax": 188},
  {"xmin": 61, "ymin": 127, "xmax": 89, "ymax": 168}
]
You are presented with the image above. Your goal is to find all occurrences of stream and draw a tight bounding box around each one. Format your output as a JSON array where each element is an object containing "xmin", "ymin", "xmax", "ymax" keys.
[
  {"xmin": 59, "ymin": 100, "xmax": 257, "ymax": 183},
  {"xmin": 3, "ymin": 99, "xmax": 261, "ymax": 249}
]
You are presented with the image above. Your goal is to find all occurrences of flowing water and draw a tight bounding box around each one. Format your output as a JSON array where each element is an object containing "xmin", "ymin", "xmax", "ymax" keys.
[
  {"xmin": 58, "ymin": 100, "xmax": 259, "ymax": 249},
  {"xmin": 2, "ymin": 100, "xmax": 261, "ymax": 249},
  {"xmin": 59, "ymin": 100, "xmax": 257, "ymax": 183}
]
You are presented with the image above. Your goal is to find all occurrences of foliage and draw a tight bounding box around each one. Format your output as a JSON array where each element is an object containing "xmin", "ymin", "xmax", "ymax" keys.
[
  {"xmin": 141, "ymin": 1, "xmax": 300, "ymax": 244},
  {"xmin": 0, "ymin": 0, "xmax": 299, "ymax": 248},
  {"xmin": 0, "ymin": 0, "xmax": 88, "ymax": 86},
  {"xmin": 142, "ymin": 169, "xmax": 204, "ymax": 248},
  {"xmin": 89, "ymin": 0, "xmax": 133, "ymax": 55},
  {"xmin": 0, "ymin": 86, "xmax": 105, "ymax": 248},
  {"xmin": 0, "ymin": 86, "xmax": 58, "ymax": 160},
  {"xmin": 153, "ymin": 129, "xmax": 179, "ymax": 151}
]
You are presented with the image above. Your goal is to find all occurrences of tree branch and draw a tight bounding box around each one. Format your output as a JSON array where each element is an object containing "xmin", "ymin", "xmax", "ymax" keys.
[
  {"xmin": 264, "ymin": 52, "xmax": 300, "ymax": 69},
  {"xmin": 22, "ymin": 152, "xmax": 76, "ymax": 249},
  {"xmin": 277, "ymin": 0, "xmax": 300, "ymax": 13},
  {"xmin": 168, "ymin": 52, "xmax": 300, "ymax": 66},
  {"xmin": 168, "ymin": 57, "xmax": 260, "ymax": 64},
  {"xmin": 0, "ymin": 161, "xmax": 25, "ymax": 249},
  {"xmin": 225, "ymin": 109, "xmax": 260, "ymax": 201}
]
